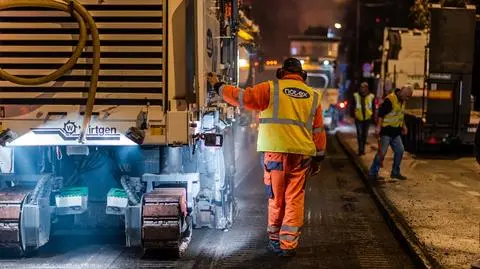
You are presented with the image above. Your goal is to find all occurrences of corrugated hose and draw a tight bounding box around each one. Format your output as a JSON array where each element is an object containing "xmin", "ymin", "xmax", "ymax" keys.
[
  {"xmin": 0, "ymin": 0, "xmax": 100, "ymax": 143},
  {"xmin": 120, "ymin": 175, "xmax": 140, "ymax": 206}
]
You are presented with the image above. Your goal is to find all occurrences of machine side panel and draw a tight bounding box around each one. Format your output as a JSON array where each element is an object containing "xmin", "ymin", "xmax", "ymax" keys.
[{"xmin": 0, "ymin": 0, "xmax": 167, "ymax": 145}]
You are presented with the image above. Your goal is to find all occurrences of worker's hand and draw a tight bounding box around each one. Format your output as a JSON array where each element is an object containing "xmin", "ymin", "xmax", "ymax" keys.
[
  {"xmin": 375, "ymin": 125, "xmax": 381, "ymax": 137},
  {"xmin": 309, "ymin": 153, "xmax": 325, "ymax": 177},
  {"xmin": 207, "ymin": 72, "xmax": 219, "ymax": 86},
  {"xmin": 402, "ymin": 126, "xmax": 408, "ymax": 135},
  {"xmin": 310, "ymin": 162, "xmax": 322, "ymax": 177}
]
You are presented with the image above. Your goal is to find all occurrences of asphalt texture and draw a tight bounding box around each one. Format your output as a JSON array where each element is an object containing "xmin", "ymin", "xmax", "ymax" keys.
[
  {"xmin": 337, "ymin": 127, "xmax": 480, "ymax": 268},
  {"xmin": 0, "ymin": 136, "xmax": 415, "ymax": 269}
]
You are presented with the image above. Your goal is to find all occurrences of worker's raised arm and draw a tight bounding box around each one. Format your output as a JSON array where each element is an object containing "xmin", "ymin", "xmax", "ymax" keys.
[
  {"xmin": 207, "ymin": 72, "xmax": 271, "ymax": 111},
  {"xmin": 312, "ymin": 104, "xmax": 327, "ymax": 156},
  {"xmin": 218, "ymin": 82, "xmax": 271, "ymax": 111}
]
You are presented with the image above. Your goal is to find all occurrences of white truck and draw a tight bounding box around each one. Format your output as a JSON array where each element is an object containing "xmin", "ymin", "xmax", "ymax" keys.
[
  {"xmin": 379, "ymin": 28, "xmax": 427, "ymax": 97},
  {"xmin": 0, "ymin": 0, "xmax": 252, "ymax": 257}
]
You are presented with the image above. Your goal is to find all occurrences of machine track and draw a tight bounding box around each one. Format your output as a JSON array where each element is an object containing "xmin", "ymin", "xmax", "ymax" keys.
[
  {"xmin": 0, "ymin": 188, "xmax": 31, "ymax": 256},
  {"xmin": 142, "ymin": 188, "xmax": 192, "ymax": 257}
]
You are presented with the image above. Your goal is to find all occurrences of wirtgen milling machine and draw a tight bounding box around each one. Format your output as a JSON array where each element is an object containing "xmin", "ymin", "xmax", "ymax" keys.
[{"xmin": 0, "ymin": 0, "xmax": 248, "ymax": 257}]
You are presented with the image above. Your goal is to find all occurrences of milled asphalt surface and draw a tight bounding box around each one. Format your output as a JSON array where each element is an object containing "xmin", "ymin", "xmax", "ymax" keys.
[
  {"xmin": 337, "ymin": 125, "xmax": 480, "ymax": 268},
  {"xmin": 0, "ymin": 134, "xmax": 415, "ymax": 269}
]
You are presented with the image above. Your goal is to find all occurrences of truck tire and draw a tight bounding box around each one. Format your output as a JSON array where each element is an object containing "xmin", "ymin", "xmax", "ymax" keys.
[
  {"xmin": 410, "ymin": 117, "xmax": 417, "ymax": 154},
  {"xmin": 404, "ymin": 116, "xmax": 414, "ymax": 153},
  {"xmin": 404, "ymin": 115, "xmax": 421, "ymax": 154}
]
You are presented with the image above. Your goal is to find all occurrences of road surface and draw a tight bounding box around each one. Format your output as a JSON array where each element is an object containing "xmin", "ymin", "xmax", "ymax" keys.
[{"xmin": 0, "ymin": 136, "xmax": 415, "ymax": 269}]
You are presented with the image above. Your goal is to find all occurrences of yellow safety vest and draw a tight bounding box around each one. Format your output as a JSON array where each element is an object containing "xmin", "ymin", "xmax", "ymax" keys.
[
  {"xmin": 382, "ymin": 92, "xmax": 405, "ymax": 128},
  {"xmin": 257, "ymin": 79, "xmax": 322, "ymax": 156},
  {"xmin": 353, "ymin": 92, "xmax": 374, "ymax": 121}
]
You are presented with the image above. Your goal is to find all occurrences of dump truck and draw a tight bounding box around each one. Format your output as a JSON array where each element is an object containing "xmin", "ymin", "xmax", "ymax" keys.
[
  {"xmin": 0, "ymin": 0, "xmax": 253, "ymax": 257},
  {"xmin": 379, "ymin": 4, "xmax": 480, "ymax": 152}
]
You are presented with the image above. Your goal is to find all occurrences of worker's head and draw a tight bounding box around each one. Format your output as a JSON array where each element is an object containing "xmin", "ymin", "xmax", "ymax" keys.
[
  {"xmin": 398, "ymin": 85, "xmax": 413, "ymax": 102},
  {"xmin": 276, "ymin": 58, "xmax": 307, "ymax": 81},
  {"xmin": 359, "ymin": 82, "xmax": 369, "ymax": 95}
]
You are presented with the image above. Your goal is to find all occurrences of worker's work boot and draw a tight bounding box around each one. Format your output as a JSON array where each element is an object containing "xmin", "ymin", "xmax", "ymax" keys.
[
  {"xmin": 368, "ymin": 174, "xmax": 384, "ymax": 181},
  {"xmin": 391, "ymin": 174, "xmax": 407, "ymax": 180},
  {"xmin": 268, "ymin": 240, "xmax": 281, "ymax": 254},
  {"xmin": 278, "ymin": 248, "xmax": 296, "ymax": 257}
]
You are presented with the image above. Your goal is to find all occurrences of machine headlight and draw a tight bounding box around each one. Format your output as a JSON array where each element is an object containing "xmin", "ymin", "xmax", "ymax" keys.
[{"xmin": 238, "ymin": 59, "xmax": 249, "ymax": 68}]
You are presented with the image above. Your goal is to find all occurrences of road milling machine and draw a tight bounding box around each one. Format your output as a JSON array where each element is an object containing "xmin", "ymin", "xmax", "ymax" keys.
[{"xmin": 0, "ymin": 0, "xmax": 249, "ymax": 257}]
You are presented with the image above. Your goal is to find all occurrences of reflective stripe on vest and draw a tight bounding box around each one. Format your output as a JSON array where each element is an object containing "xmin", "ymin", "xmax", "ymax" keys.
[
  {"xmin": 382, "ymin": 92, "xmax": 405, "ymax": 128},
  {"xmin": 353, "ymin": 93, "xmax": 374, "ymax": 121},
  {"xmin": 262, "ymin": 81, "xmax": 319, "ymax": 129},
  {"xmin": 257, "ymin": 79, "xmax": 321, "ymax": 156}
]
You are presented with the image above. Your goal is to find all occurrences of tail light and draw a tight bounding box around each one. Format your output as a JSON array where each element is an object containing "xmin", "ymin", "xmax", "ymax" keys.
[
  {"xmin": 427, "ymin": 136, "xmax": 437, "ymax": 145},
  {"xmin": 337, "ymin": 101, "xmax": 347, "ymax": 109}
]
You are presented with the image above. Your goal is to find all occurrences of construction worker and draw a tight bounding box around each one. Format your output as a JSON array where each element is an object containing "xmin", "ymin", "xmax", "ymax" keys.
[
  {"xmin": 207, "ymin": 58, "xmax": 327, "ymax": 257},
  {"xmin": 352, "ymin": 82, "xmax": 375, "ymax": 156},
  {"xmin": 368, "ymin": 85, "xmax": 413, "ymax": 180}
]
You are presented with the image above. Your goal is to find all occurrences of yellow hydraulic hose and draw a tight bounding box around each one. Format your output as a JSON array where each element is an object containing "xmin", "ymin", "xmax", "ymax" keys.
[{"xmin": 0, "ymin": 0, "xmax": 100, "ymax": 143}]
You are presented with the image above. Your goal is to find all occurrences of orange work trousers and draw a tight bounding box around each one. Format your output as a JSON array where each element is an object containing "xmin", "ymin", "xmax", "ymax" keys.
[{"xmin": 263, "ymin": 152, "xmax": 311, "ymax": 250}]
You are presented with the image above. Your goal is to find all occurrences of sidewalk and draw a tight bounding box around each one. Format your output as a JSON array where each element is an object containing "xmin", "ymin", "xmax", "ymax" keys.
[{"xmin": 336, "ymin": 125, "xmax": 480, "ymax": 269}]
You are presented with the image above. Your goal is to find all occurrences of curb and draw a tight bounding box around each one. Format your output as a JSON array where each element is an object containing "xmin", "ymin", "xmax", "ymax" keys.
[{"xmin": 335, "ymin": 131, "xmax": 440, "ymax": 269}]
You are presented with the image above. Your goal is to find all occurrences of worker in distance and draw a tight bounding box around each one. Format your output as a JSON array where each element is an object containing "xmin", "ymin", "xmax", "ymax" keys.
[{"xmin": 369, "ymin": 85, "xmax": 413, "ymax": 181}]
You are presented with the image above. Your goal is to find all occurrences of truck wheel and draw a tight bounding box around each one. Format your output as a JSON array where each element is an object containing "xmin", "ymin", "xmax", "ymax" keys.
[
  {"xmin": 404, "ymin": 117, "xmax": 413, "ymax": 153},
  {"xmin": 416, "ymin": 119, "xmax": 424, "ymax": 153},
  {"xmin": 411, "ymin": 120, "xmax": 418, "ymax": 154}
]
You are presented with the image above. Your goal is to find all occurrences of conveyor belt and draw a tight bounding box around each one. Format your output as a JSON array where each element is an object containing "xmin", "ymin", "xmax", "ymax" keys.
[
  {"xmin": 142, "ymin": 188, "xmax": 191, "ymax": 257},
  {"xmin": 0, "ymin": 188, "xmax": 31, "ymax": 256}
]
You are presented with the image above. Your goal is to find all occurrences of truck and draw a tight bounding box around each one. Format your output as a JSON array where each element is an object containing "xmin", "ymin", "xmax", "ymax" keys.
[
  {"xmin": 0, "ymin": 0, "xmax": 255, "ymax": 257},
  {"xmin": 289, "ymin": 35, "xmax": 342, "ymax": 129},
  {"xmin": 379, "ymin": 3, "xmax": 480, "ymax": 153}
]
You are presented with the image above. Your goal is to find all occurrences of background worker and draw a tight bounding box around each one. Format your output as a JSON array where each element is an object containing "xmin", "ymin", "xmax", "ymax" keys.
[
  {"xmin": 207, "ymin": 58, "xmax": 327, "ymax": 257},
  {"xmin": 352, "ymin": 82, "xmax": 375, "ymax": 156},
  {"xmin": 368, "ymin": 85, "xmax": 413, "ymax": 180}
]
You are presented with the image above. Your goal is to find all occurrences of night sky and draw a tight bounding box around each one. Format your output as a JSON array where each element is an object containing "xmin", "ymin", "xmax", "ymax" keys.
[{"xmin": 250, "ymin": 0, "xmax": 350, "ymax": 58}]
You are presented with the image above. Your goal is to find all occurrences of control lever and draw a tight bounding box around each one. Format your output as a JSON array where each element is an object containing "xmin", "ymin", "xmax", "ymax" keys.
[
  {"xmin": 192, "ymin": 133, "xmax": 223, "ymax": 148},
  {"xmin": 203, "ymin": 133, "xmax": 223, "ymax": 147}
]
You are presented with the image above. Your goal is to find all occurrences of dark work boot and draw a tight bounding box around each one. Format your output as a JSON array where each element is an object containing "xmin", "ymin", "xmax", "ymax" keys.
[
  {"xmin": 278, "ymin": 248, "xmax": 297, "ymax": 257},
  {"xmin": 391, "ymin": 174, "xmax": 407, "ymax": 180},
  {"xmin": 368, "ymin": 174, "xmax": 384, "ymax": 181},
  {"xmin": 268, "ymin": 240, "xmax": 281, "ymax": 254}
]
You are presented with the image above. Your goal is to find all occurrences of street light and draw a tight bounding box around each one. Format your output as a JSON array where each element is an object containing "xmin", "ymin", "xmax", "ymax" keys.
[{"xmin": 334, "ymin": 23, "xmax": 342, "ymax": 29}]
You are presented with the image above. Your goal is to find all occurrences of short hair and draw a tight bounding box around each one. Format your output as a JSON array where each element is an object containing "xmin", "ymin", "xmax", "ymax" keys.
[
  {"xmin": 401, "ymin": 84, "xmax": 413, "ymax": 93},
  {"xmin": 360, "ymin": 82, "xmax": 369, "ymax": 88},
  {"xmin": 400, "ymin": 85, "xmax": 413, "ymax": 97}
]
